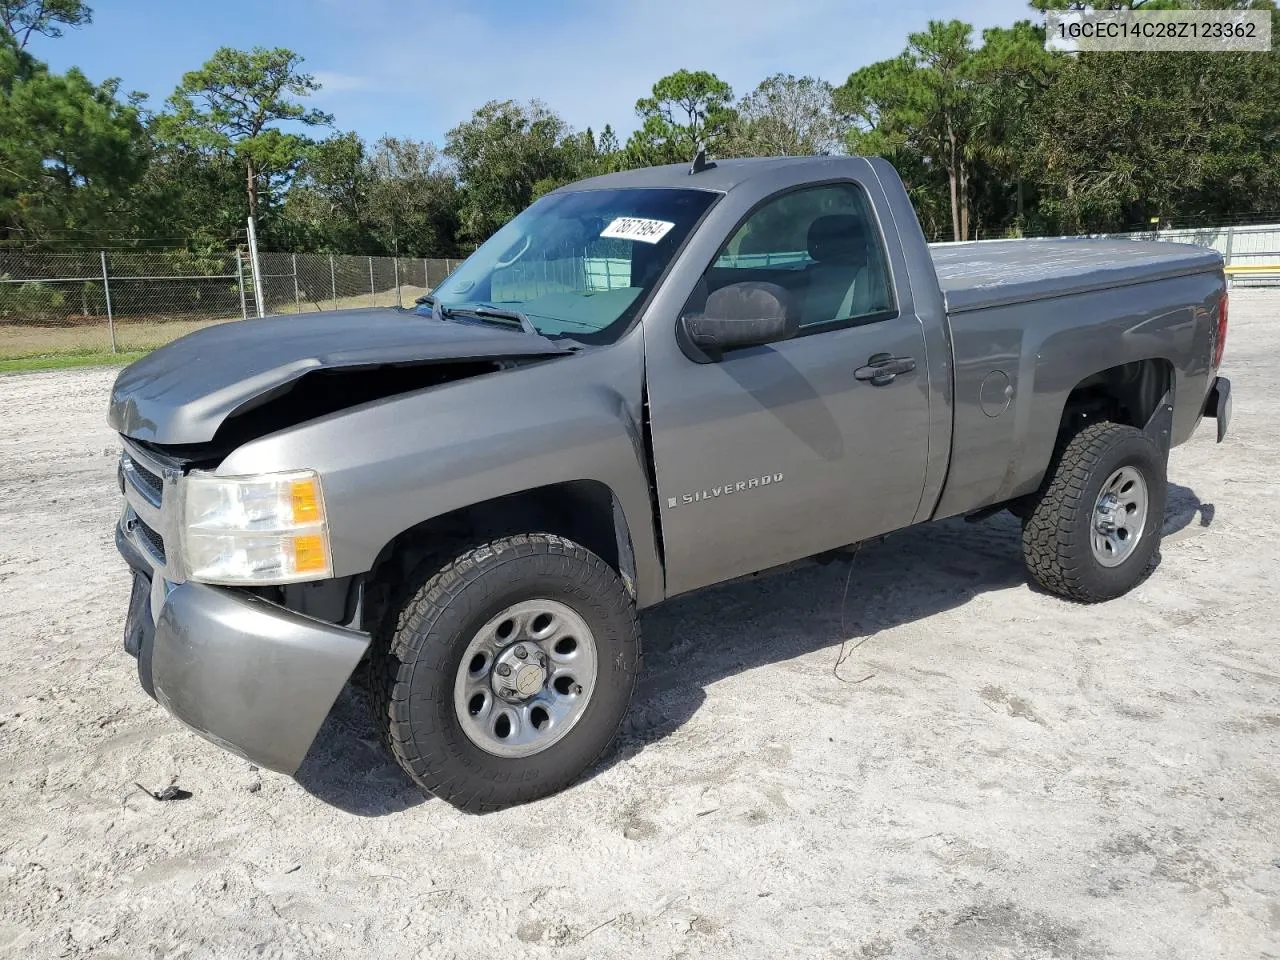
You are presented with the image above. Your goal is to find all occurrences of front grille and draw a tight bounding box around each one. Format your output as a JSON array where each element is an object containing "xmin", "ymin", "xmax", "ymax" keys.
[
  {"xmin": 123, "ymin": 452, "xmax": 164, "ymax": 505},
  {"xmin": 133, "ymin": 516, "xmax": 166, "ymax": 564}
]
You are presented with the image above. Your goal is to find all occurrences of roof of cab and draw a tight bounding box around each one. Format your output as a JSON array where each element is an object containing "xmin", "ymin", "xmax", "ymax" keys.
[{"xmin": 549, "ymin": 155, "xmax": 862, "ymax": 194}]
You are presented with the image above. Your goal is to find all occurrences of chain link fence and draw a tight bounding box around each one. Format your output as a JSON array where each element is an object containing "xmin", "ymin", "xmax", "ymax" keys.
[
  {"xmin": 2, "ymin": 219, "xmax": 1275, "ymax": 363},
  {"xmin": 254, "ymin": 253, "xmax": 456, "ymax": 316},
  {"xmin": 0, "ymin": 248, "xmax": 457, "ymax": 361},
  {"xmin": 0, "ymin": 249, "xmax": 247, "ymax": 358}
]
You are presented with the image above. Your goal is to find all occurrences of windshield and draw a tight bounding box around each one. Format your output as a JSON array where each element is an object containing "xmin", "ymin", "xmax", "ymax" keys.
[{"xmin": 420, "ymin": 187, "xmax": 719, "ymax": 344}]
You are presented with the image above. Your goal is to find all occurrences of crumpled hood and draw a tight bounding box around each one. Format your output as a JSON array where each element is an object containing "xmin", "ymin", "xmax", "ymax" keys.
[{"xmin": 108, "ymin": 307, "xmax": 569, "ymax": 445}]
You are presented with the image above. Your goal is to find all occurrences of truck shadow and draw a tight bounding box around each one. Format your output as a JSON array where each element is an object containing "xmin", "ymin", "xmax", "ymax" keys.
[
  {"xmin": 294, "ymin": 676, "xmax": 432, "ymax": 816},
  {"xmin": 295, "ymin": 484, "xmax": 1211, "ymax": 815},
  {"xmin": 594, "ymin": 513, "xmax": 1031, "ymax": 778},
  {"xmin": 1164, "ymin": 481, "xmax": 1214, "ymax": 540},
  {"xmin": 599, "ymin": 482, "xmax": 1214, "ymax": 775}
]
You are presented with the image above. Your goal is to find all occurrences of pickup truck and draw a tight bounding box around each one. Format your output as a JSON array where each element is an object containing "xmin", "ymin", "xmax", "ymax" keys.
[{"xmin": 108, "ymin": 156, "xmax": 1232, "ymax": 811}]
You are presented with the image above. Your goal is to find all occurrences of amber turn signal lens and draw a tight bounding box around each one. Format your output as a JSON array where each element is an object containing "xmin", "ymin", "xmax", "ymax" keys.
[
  {"xmin": 291, "ymin": 534, "xmax": 329, "ymax": 574},
  {"xmin": 290, "ymin": 478, "xmax": 323, "ymax": 525}
]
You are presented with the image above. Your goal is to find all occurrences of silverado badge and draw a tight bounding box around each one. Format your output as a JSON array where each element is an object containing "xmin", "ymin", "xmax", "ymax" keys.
[{"xmin": 667, "ymin": 473, "xmax": 785, "ymax": 508}]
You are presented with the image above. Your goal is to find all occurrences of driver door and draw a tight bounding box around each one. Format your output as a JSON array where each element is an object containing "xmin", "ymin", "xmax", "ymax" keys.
[{"xmin": 644, "ymin": 181, "xmax": 933, "ymax": 597}]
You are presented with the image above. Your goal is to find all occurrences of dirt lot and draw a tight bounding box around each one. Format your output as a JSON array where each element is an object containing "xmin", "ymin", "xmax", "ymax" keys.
[{"xmin": 1, "ymin": 292, "xmax": 1277, "ymax": 960}]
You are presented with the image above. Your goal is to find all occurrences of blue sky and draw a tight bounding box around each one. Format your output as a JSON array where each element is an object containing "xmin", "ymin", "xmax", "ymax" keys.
[{"xmin": 39, "ymin": 0, "xmax": 1037, "ymax": 145}]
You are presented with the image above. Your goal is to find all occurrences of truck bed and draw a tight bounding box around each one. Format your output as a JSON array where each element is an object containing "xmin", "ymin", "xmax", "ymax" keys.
[{"xmin": 930, "ymin": 238, "xmax": 1223, "ymax": 314}]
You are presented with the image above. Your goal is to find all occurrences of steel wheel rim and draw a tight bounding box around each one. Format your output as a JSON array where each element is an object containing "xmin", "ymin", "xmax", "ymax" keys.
[
  {"xmin": 1091, "ymin": 465, "xmax": 1149, "ymax": 568},
  {"xmin": 453, "ymin": 599, "xmax": 598, "ymax": 758}
]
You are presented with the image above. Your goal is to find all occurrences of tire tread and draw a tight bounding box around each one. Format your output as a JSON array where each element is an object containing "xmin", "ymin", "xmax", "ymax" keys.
[
  {"xmin": 1021, "ymin": 421, "xmax": 1164, "ymax": 603},
  {"xmin": 368, "ymin": 532, "xmax": 639, "ymax": 812}
]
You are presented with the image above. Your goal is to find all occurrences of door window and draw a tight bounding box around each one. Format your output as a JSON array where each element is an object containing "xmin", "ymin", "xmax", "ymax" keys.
[{"xmin": 696, "ymin": 183, "xmax": 894, "ymax": 331}]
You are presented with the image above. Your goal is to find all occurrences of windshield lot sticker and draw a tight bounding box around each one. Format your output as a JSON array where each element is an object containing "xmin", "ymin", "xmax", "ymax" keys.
[{"xmin": 601, "ymin": 217, "xmax": 675, "ymax": 244}]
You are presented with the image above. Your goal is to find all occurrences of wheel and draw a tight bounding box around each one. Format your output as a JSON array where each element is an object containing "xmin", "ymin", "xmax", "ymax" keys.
[
  {"xmin": 369, "ymin": 533, "xmax": 640, "ymax": 812},
  {"xmin": 1021, "ymin": 421, "xmax": 1167, "ymax": 602}
]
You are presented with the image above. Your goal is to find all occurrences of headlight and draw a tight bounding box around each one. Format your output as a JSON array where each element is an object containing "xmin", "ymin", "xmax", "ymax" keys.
[{"xmin": 182, "ymin": 470, "xmax": 333, "ymax": 584}]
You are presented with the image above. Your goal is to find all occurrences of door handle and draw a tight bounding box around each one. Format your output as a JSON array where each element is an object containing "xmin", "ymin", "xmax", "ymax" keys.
[{"xmin": 854, "ymin": 353, "xmax": 916, "ymax": 386}]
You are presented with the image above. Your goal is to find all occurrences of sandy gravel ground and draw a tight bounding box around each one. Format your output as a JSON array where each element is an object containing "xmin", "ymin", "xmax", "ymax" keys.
[{"xmin": 1, "ymin": 292, "xmax": 1277, "ymax": 960}]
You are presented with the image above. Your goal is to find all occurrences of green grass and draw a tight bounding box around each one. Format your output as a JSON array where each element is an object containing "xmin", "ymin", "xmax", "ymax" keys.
[
  {"xmin": 0, "ymin": 350, "xmax": 147, "ymax": 373},
  {"xmin": 0, "ymin": 285, "xmax": 426, "ymax": 364},
  {"xmin": 0, "ymin": 283, "xmax": 433, "ymax": 370},
  {"xmin": 0, "ymin": 317, "xmax": 236, "ymax": 360}
]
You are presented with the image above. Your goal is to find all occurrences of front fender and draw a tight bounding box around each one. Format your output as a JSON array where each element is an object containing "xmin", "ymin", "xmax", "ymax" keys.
[{"xmin": 216, "ymin": 330, "xmax": 663, "ymax": 606}]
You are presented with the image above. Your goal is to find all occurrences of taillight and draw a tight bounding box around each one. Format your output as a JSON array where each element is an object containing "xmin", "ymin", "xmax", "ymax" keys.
[{"xmin": 1212, "ymin": 290, "xmax": 1228, "ymax": 369}]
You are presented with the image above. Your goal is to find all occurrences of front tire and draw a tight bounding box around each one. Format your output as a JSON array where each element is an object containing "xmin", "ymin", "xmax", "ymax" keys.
[
  {"xmin": 369, "ymin": 533, "xmax": 639, "ymax": 812},
  {"xmin": 1021, "ymin": 421, "xmax": 1168, "ymax": 602}
]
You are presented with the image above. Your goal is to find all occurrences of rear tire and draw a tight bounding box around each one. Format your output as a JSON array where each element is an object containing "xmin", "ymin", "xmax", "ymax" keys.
[
  {"xmin": 1021, "ymin": 421, "xmax": 1167, "ymax": 602},
  {"xmin": 369, "ymin": 533, "xmax": 639, "ymax": 812}
]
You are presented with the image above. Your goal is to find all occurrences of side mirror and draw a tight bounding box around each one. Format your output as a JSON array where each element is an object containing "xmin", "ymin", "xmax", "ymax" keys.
[{"xmin": 680, "ymin": 281, "xmax": 799, "ymax": 360}]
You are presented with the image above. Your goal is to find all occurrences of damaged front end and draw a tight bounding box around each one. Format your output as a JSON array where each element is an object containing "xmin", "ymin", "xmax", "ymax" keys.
[
  {"xmin": 114, "ymin": 431, "xmax": 375, "ymax": 774},
  {"xmin": 108, "ymin": 305, "xmax": 571, "ymax": 447},
  {"xmin": 109, "ymin": 306, "xmax": 573, "ymax": 772}
]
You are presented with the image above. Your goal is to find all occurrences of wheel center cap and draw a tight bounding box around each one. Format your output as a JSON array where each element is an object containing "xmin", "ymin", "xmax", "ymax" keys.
[
  {"xmin": 1095, "ymin": 494, "xmax": 1120, "ymax": 533},
  {"xmin": 492, "ymin": 644, "xmax": 548, "ymax": 702},
  {"xmin": 514, "ymin": 664, "xmax": 544, "ymax": 697}
]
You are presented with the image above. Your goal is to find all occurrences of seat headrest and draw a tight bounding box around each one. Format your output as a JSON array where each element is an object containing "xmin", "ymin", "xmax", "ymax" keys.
[
  {"xmin": 704, "ymin": 280, "xmax": 798, "ymax": 322},
  {"xmin": 807, "ymin": 214, "xmax": 870, "ymax": 265}
]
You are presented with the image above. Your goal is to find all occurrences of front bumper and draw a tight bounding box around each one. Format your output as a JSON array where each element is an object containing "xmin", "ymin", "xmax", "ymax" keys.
[
  {"xmin": 116, "ymin": 519, "xmax": 369, "ymax": 775},
  {"xmin": 1203, "ymin": 375, "xmax": 1232, "ymax": 443}
]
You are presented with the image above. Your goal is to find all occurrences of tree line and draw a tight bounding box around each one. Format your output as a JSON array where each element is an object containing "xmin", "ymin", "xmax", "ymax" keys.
[{"xmin": 2, "ymin": 0, "xmax": 1278, "ymax": 258}]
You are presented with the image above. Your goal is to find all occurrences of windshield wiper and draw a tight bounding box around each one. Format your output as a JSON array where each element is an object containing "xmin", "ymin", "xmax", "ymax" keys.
[
  {"xmin": 422, "ymin": 295, "xmax": 451, "ymax": 326},
  {"xmin": 448, "ymin": 305, "xmax": 539, "ymax": 337},
  {"xmin": 417, "ymin": 295, "xmax": 540, "ymax": 337}
]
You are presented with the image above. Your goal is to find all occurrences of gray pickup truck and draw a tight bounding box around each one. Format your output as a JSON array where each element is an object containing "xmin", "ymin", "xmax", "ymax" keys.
[{"xmin": 109, "ymin": 156, "xmax": 1231, "ymax": 810}]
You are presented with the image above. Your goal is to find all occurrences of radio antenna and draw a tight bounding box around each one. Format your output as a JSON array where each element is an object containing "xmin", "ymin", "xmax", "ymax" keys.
[{"xmin": 689, "ymin": 148, "xmax": 716, "ymax": 175}]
